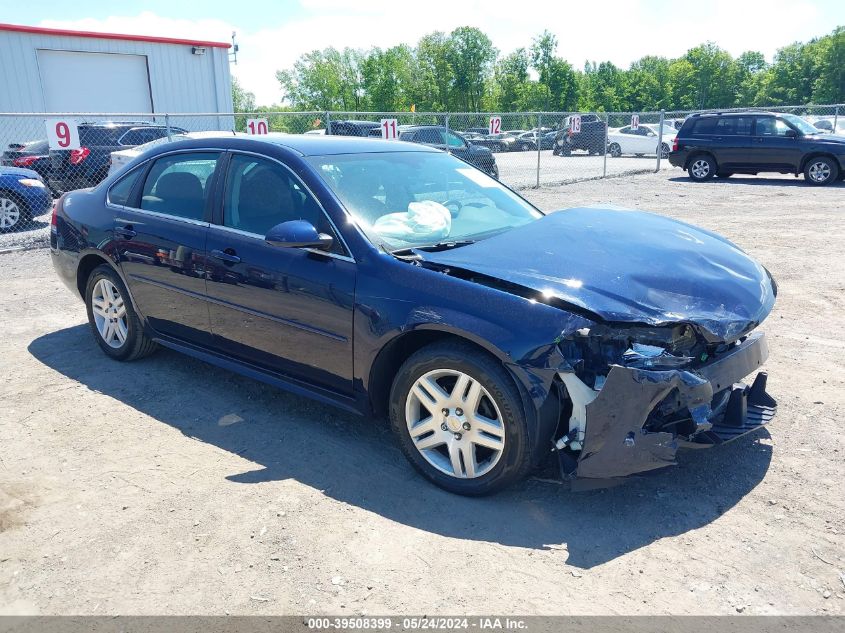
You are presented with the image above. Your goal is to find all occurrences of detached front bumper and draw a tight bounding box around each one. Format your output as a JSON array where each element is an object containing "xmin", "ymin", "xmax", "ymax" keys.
[{"xmin": 557, "ymin": 332, "xmax": 776, "ymax": 479}]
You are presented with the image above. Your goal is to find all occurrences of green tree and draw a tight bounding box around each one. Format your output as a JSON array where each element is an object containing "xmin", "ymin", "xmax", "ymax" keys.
[
  {"xmin": 530, "ymin": 31, "xmax": 578, "ymax": 110},
  {"xmin": 361, "ymin": 45, "xmax": 415, "ymax": 111},
  {"xmin": 232, "ymin": 76, "xmax": 256, "ymax": 112},
  {"xmin": 683, "ymin": 43, "xmax": 739, "ymax": 108},
  {"xmin": 447, "ymin": 27, "xmax": 496, "ymax": 111},
  {"xmin": 491, "ymin": 49, "xmax": 530, "ymax": 111},
  {"xmin": 415, "ymin": 31, "xmax": 454, "ymax": 110}
]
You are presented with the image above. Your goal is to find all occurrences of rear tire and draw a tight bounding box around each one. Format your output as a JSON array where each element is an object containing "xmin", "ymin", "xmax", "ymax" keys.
[
  {"xmin": 688, "ymin": 154, "xmax": 717, "ymax": 181},
  {"xmin": 389, "ymin": 341, "xmax": 531, "ymax": 495},
  {"xmin": 804, "ymin": 157, "xmax": 838, "ymax": 186},
  {"xmin": 85, "ymin": 264, "xmax": 158, "ymax": 361},
  {"xmin": 609, "ymin": 143, "xmax": 622, "ymax": 158}
]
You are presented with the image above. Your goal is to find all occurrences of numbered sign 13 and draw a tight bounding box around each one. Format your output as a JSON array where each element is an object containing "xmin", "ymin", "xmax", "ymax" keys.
[
  {"xmin": 246, "ymin": 118, "xmax": 269, "ymax": 135},
  {"xmin": 570, "ymin": 115, "xmax": 581, "ymax": 134},
  {"xmin": 45, "ymin": 119, "xmax": 80, "ymax": 150}
]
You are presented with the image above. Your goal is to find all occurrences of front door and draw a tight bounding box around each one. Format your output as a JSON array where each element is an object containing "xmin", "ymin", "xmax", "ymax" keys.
[
  {"xmin": 751, "ymin": 116, "xmax": 804, "ymax": 171},
  {"xmin": 204, "ymin": 152, "xmax": 356, "ymax": 395},
  {"xmin": 114, "ymin": 151, "xmax": 220, "ymax": 346}
]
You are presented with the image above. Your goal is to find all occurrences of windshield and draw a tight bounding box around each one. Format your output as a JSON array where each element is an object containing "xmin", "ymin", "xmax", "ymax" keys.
[
  {"xmin": 781, "ymin": 114, "xmax": 820, "ymax": 135},
  {"xmin": 307, "ymin": 151, "xmax": 542, "ymax": 250}
]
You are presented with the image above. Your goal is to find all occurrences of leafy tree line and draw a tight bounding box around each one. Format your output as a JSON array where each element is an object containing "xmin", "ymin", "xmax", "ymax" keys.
[{"xmin": 235, "ymin": 26, "xmax": 844, "ymax": 112}]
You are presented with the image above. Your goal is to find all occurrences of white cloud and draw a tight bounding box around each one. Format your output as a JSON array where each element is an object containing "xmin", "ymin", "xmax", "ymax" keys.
[{"xmin": 40, "ymin": 1, "xmax": 829, "ymax": 107}]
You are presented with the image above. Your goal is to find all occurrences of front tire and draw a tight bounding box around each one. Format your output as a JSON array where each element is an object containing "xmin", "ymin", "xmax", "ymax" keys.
[
  {"xmin": 389, "ymin": 341, "xmax": 531, "ymax": 495},
  {"xmin": 688, "ymin": 154, "xmax": 717, "ymax": 181},
  {"xmin": 0, "ymin": 193, "xmax": 29, "ymax": 232},
  {"xmin": 804, "ymin": 157, "xmax": 838, "ymax": 186},
  {"xmin": 85, "ymin": 265, "xmax": 158, "ymax": 361}
]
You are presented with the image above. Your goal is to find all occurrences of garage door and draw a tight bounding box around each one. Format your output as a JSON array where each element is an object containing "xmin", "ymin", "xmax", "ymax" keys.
[{"xmin": 37, "ymin": 50, "xmax": 153, "ymax": 113}]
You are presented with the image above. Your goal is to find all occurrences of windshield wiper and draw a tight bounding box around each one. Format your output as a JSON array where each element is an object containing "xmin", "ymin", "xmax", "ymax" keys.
[{"xmin": 390, "ymin": 239, "xmax": 476, "ymax": 255}]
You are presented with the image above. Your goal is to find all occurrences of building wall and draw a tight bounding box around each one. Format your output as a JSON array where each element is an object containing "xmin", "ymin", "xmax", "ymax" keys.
[{"xmin": 0, "ymin": 28, "xmax": 233, "ymax": 114}]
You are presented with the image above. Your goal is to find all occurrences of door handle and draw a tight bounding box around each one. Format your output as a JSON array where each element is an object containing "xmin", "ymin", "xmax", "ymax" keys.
[
  {"xmin": 114, "ymin": 225, "xmax": 136, "ymax": 239},
  {"xmin": 211, "ymin": 249, "xmax": 241, "ymax": 264}
]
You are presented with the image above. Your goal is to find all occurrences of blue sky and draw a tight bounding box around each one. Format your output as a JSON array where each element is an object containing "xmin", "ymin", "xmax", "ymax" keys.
[{"xmin": 6, "ymin": 1, "xmax": 843, "ymax": 105}]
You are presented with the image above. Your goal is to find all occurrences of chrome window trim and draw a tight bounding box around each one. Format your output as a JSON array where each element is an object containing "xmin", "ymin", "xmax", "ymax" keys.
[
  {"xmin": 207, "ymin": 223, "xmax": 355, "ymax": 263},
  {"xmin": 115, "ymin": 210, "xmax": 211, "ymax": 228},
  {"xmin": 222, "ymin": 149, "xmax": 355, "ymax": 262}
]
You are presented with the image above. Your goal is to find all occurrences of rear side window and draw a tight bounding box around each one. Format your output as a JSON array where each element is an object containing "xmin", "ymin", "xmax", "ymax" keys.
[
  {"xmin": 79, "ymin": 127, "xmax": 124, "ymax": 146},
  {"xmin": 689, "ymin": 116, "xmax": 753, "ymax": 135},
  {"xmin": 416, "ymin": 129, "xmax": 442, "ymax": 144},
  {"xmin": 690, "ymin": 118, "xmax": 718, "ymax": 135},
  {"xmin": 140, "ymin": 152, "xmax": 219, "ymax": 221},
  {"xmin": 120, "ymin": 128, "xmax": 169, "ymax": 146},
  {"xmin": 107, "ymin": 166, "xmax": 142, "ymax": 207}
]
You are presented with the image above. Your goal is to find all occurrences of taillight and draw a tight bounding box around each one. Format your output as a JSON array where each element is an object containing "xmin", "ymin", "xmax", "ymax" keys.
[
  {"xmin": 13, "ymin": 155, "xmax": 40, "ymax": 167},
  {"xmin": 672, "ymin": 137, "xmax": 679, "ymax": 152},
  {"xmin": 69, "ymin": 147, "xmax": 90, "ymax": 165}
]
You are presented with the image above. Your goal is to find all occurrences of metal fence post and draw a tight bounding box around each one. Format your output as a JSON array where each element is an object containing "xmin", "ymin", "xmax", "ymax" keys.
[
  {"xmin": 834, "ymin": 105, "xmax": 839, "ymax": 133},
  {"xmin": 444, "ymin": 112, "xmax": 449, "ymax": 136},
  {"xmin": 325, "ymin": 110, "xmax": 331, "ymax": 134},
  {"xmin": 655, "ymin": 109, "xmax": 665, "ymax": 172},
  {"xmin": 165, "ymin": 113, "xmax": 172, "ymax": 141},
  {"xmin": 536, "ymin": 112, "xmax": 542, "ymax": 188},
  {"xmin": 602, "ymin": 112, "xmax": 609, "ymax": 178}
]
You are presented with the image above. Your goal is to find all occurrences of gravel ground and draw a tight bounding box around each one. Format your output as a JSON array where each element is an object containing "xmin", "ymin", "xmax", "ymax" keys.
[{"xmin": 1, "ymin": 169, "xmax": 843, "ymax": 616}]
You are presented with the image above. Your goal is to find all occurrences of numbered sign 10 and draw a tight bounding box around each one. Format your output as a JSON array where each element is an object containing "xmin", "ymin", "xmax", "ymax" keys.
[
  {"xmin": 246, "ymin": 118, "xmax": 269, "ymax": 135},
  {"xmin": 570, "ymin": 115, "xmax": 581, "ymax": 134},
  {"xmin": 380, "ymin": 118, "xmax": 399, "ymax": 140},
  {"xmin": 45, "ymin": 119, "xmax": 80, "ymax": 150},
  {"xmin": 489, "ymin": 116, "xmax": 502, "ymax": 135},
  {"xmin": 631, "ymin": 114, "xmax": 640, "ymax": 130}
]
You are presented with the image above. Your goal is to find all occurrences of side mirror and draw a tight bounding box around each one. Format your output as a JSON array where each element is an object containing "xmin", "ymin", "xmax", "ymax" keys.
[
  {"xmin": 784, "ymin": 129, "xmax": 798, "ymax": 138},
  {"xmin": 265, "ymin": 220, "xmax": 333, "ymax": 251}
]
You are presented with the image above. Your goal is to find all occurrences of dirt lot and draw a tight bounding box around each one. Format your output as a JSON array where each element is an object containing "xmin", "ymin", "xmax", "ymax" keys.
[{"xmin": 1, "ymin": 170, "xmax": 843, "ymax": 616}]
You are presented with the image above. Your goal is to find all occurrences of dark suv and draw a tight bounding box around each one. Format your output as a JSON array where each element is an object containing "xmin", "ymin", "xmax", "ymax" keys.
[
  {"xmin": 50, "ymin": 122, "xmax": 186, "ymax": 193},
  {"xmin": 399, "ymin": 126, "xmax": 499, "ymax": 179},
  {"xmin": 553, "ymin": 114, "xmax": 607, "ymax": 156},
  {"xmin": 669, "ymin": 111, "xmax": 845, "ymax": 186}
]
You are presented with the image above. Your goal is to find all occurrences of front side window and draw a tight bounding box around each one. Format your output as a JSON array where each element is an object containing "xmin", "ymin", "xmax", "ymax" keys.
[
  {"xmin": 140, "ymin": 152, "xmax": 219, "ymax": 221},
  {"xmin": 308, "ymin": 151, "xmax": 542, "ymax": 250},
  {"xmin": 446, "ymin": 132, "xmax": 466, "ymax": 148},
  {"xmin": 755, "ymin": 117, "xmax": 793, "ymax": 137},
  {"xmin": 223, "ymin": 154, "xmax": 340, "ymax": 252}
]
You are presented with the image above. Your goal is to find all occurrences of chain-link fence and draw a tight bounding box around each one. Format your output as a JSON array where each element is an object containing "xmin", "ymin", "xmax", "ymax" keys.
[{"xmin": 1, "ymin": 103, "xmax": 842, "ymax": 249}]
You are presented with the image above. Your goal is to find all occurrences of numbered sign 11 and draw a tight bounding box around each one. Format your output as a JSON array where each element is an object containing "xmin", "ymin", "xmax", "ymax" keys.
[
  {"xmin": 631, "ymin": 114, "xmax": 640, "ymax": 130},
  {"xmin": 45, "ymin": 119, "xmax": 80, "ymax": 150},
  {"xmin": 246, "ymin": 118, "xmax": 269, "ymax": 135},
  {"xmin": 570, "ymin": 115, "xmax": 581, "ymax": 134},
  {"xmin": 380, "ymin": 118, "xmax": 399, "ymax": 140},
  {"xmin": 489, "ymin": 116, "xmax": 502, "ymax": 135}
]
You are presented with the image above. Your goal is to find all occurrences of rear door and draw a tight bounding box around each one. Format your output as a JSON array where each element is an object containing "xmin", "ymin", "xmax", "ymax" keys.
[
  {"xmin": 709, "ymin": 116, "xmax": 754, "ymax": 168},
  {"xmin": 113, "ymin": 151, "xmax": 221, "ymax": 346},
  {"xmin": 204, "ymin": 152, "xmax": 356, "ymax": 395},
  {"xmin": 751, "ymin": 116, "xmax": 804, "ymax": 171}
]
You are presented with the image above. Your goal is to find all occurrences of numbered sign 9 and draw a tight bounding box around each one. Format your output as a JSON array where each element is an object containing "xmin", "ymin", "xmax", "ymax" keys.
[
  {"xmin": 246, "ymin": 118, "xmax": 269, "ymax": 135},
  {"xmin": 631, "ymin": 114, "xmax": 640, "ymax": 130},
  {"xmin": 380, "ymin": 118, "xmax": 399, "ymax": 140},
  {"xmin": 489, "ymin": 116, "xmax": 502, "ymax": 135},
  {"xmin": 45, "ymin": 119, "xmax": 80, "ymax": 150},
  {"xmin": 570, "ymin": 115, "xmax": 581, "ymax": 134}
]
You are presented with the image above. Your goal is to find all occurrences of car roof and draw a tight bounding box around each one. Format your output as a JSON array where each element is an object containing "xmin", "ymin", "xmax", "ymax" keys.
[
  {"xmin": 159, "ymin": 133, "xmax": 440, "ymax": 156},
  {"xmin": 692, "ymin": 111, "xmax": 778, "ymax": 118}
]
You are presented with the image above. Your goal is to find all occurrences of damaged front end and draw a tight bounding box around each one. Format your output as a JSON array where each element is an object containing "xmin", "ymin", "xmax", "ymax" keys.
[{"xmin": 553, "ymin": 326, "xmax": 776, "ymax": 480}]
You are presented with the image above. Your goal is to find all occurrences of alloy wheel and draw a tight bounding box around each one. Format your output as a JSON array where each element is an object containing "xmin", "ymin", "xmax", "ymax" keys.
[
  {"xmin": 808, "ymin": 161, "xmax": 831, "ymax": 183},
  {"xmin": 0, "ymin": 197, "xmax": 21, "ymax": 230},
  {"xmin": 91, "ymin": 278, "xmax": 129, "ymax": 348},
  {"xmin": 691, "ymin": 159, "xmax": 711, "ymax": 179},
  {"xmin": 405, "ymin": 369, "xmax": 505, "ymax": 479}
]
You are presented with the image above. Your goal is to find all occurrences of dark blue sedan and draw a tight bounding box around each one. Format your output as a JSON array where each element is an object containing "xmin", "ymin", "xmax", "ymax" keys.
[
  {"xmin": 50, "ymin": 134, "xmax": 778, "ymax": 494},
  {"xmin": 0, "ymin": 166, "xmax": 53, "ymax": 232}
]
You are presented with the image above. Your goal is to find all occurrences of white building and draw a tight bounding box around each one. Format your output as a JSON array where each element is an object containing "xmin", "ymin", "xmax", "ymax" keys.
[{"xmin": 0, "ymin": 22, "xmax": 234, "ymax": 147}]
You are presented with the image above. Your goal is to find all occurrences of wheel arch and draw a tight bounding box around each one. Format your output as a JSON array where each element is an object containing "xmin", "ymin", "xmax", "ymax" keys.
[
  {"xmin": 800, "ymin": 152, "xmax": 840, "ymax": 174},
  {"xmin": 76, "ymin": 251, "xmax": 123, "ymax": 300},
  {"xmin": 684, "ymin": 150, "xmax": 717, "ymax": 170}
]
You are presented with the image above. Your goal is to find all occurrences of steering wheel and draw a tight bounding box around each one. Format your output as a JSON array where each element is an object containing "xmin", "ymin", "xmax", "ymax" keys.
[{"xmin": 442, "ymin": 198, "xmax": 464, "ymax": 218}]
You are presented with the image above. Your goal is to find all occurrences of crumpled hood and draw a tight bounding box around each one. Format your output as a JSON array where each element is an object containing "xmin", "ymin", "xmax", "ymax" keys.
[{"xmin": 420, "ymin": 207, "xmax": 776, "ymax": 342}]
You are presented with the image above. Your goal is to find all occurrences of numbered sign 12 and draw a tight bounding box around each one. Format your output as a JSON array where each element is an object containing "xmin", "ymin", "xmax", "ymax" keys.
[
  {"xmin": 489, "ymin": 116, "xmax": 502, "ymax": 135},
  {"xmin": 631, "ymin": 114, "xmax": 640, "ymax": 130},
  {"xmin": 45, "ymin": 119, "xmax": 80, "ymax": 150},
  {"xmin": 246, "ymin": 118, "xmax": 269, "ymax": 135},
  {"xmin": 380, "ymin": 118, "xmax": 399, "ymax": 140},
  {"xmin": 570, "ymin": 115, "xmax": 581, "ymax": 134}
]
